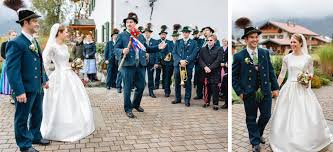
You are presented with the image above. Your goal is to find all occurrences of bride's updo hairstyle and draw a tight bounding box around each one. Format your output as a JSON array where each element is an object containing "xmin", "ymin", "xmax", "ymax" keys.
[
  {"xmin": 291, "ymin": 34, "xmax": 303, "ymax": 47},
  {"xmin": 56, "ymin": 24, "xmax": 66, "ymax": 37}
]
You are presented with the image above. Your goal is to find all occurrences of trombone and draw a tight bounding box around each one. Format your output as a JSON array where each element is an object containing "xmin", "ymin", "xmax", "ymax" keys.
[{"xmin": 164, "ymin": 52, "xmax": 172, "ymax": 62}]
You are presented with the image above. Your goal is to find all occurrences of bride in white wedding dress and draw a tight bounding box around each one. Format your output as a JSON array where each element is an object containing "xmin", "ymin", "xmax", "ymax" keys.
[
  {"xmin": 269, "ymin": 33, "xmax": 332, "ymax": 151},
  {"xmin": 40, "ymin": 23, "xmax": 95, "ymax": 142}
]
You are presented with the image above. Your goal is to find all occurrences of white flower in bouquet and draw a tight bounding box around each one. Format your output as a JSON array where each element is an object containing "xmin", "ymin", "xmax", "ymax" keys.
[{"xmin": 297, "ymin": 72, "xmax": 311, "ymax": 88}]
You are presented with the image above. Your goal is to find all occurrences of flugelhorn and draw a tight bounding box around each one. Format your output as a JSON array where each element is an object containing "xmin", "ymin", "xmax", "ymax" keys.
[
  {"xmin": 164, "ymin": 52, "xmax": 172, "ymax": 62},
  {"xmin": 179, "ymin": 65, "xmax": 188, "ymax": 88}
]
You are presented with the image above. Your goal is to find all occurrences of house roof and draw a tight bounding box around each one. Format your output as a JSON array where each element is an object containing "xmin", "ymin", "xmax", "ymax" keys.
[
  {"xmin": 260, "ymin": 21, "xmax": 318, "ymax": 36},
  {"xmin": 313, "ymin": 36, "xmax": 331, "ymax": 43},
  {"xmin": 260, "ymin": 38, "xmax": 290, "ymax": 46}
]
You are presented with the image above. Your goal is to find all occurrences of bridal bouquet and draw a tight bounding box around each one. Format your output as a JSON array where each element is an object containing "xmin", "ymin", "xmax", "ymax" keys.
[
  {"xmin": 71, "ymin": 58, "xmax": 84, "ymax": 72},
  {"xmin": 297, "ymin": 72, "xmax": 311, "ymax": 88}
]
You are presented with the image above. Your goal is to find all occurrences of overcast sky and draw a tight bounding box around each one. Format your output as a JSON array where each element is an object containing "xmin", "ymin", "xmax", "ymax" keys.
[{"xmin": 233, "ymin": 0, "xmax": 333, "ymax": 21}]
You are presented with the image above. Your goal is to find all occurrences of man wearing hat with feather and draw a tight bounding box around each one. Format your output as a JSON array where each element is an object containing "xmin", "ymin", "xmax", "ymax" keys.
[
  {"xmin": 171, "ymin": 26, "xmax": 199, "ymax": 107},
  {"xmin": 3, "ymin": 0, "xmax": 50, "ymax": 151},
  {"xmin": 114, "ymin": 12, "xmax": 166, "ymax": 118},
  {"xmin": 232, "ymin": 17, "xmax": 279, "ymax": 152},
  {"xmin": 143, "ymin": 23, "xmax": 159, "ymax": 98},
  {"xmin": 104, "ymin": 28, "xmax": 119, "ymax": 90},
  {"xmin": 157, "ymin": 25, "xmax": 173, "ymax": 97}
]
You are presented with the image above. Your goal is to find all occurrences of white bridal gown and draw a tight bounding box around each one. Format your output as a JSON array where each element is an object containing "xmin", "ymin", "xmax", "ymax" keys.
[
  {"xmin": 41, "ymin": 43, "xmax": 95, "ymax": 142},
  {"xmin": 269, "ymin": 53, "xmax": 332, "ymax": 152}
]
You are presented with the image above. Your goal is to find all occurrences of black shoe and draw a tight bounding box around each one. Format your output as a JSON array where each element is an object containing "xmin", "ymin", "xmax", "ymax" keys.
[
  {"xmin": 202, "ymin": 103, "xmax": 210, "ymax": 108},
  {"xmin": 213, "ymin": 105, "xmax": 219, "ymax": 111},
  {"xmin": 171, "ymin": 100, "xmax": 181, "ymax": 104},
  {"xmin": 185, "ymin": 103, "xmax": 191, "ymax": 107},
  {"xmin": 106, "ymin": 86, "xmax": 111, "ymax": 90},
  {"xmin": 126, "ymin": 112, "xmax": 135, "ymax": 118},
  {"xmin": 193, "ymin": 96, "xmax": 202, "ymax": 100},
  {"xmin": 149, "ymin": 93, "xmax": 156, "ymax": 98},
  {"xmin": 21, "ymin": 147, "xmax": 39, "ymax": 152},
  {"xmin": 134, "ymin": 106, "xmax": 144, "ymax": 112},
  {"xmin": 252, "ymin": 145, "xmax": 260, "ymax": 152},
  {"xmin": 164, "ymin": 94, "xmax": 170, "ymax": 97},
  {"xmin": 221, "ymin": 104, "xmax": 228, "ymax": 109},
  {"xmin": 32, "ymin": 139, "xmax": 50, "ymax": 145},
  {"xmin": 117, "ymin": 88, "xmax": 122, "ymax": 93},
  {"xmin": 260, "ymin": 137, "xmax": 266, "ymax": 144}
]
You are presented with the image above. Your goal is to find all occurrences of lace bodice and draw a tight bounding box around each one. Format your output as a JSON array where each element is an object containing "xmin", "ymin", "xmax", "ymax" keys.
[
  {"xmin": 43, "ymin": 43, "xmax": 71, "ymax": 74},
  {"xmin": 278, "ymin": 53, "xmax": 314, "ymax": 82}
]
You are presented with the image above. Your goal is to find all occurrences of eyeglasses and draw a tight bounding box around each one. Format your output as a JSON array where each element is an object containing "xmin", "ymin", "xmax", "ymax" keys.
[{"xmin": 206, "ymin": 40, "xmax": 214, "ymax": 42}]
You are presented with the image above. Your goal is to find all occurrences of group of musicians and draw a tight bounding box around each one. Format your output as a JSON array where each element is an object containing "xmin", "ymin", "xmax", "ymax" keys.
[{"xmin": 104, "ymin": 13, "xmax": 227, "ymax": 116}]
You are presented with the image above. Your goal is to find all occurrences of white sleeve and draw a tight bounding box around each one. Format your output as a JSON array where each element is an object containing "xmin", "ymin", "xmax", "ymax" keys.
[
  {"xmin": 278, "ymin": 55, "xmax": 288, "ymax": 80},
  {"xmin": 307, "ymin": 55, "xmax": 314, "ymax": 76},
  {"xmin": 42, "ymin": 45, "xmax": 55, "ymax": 75}
]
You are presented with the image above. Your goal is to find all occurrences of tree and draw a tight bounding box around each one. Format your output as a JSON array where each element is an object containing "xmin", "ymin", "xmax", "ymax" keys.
[{"xmin": 32, "ymin": 0, "xmax": 73, "ymax": 36}]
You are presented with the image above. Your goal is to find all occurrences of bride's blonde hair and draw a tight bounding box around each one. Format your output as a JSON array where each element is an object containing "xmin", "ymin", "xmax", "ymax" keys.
[{"xmin": 291, "ymin": 34, "xmax": 303, "ymax": 47}]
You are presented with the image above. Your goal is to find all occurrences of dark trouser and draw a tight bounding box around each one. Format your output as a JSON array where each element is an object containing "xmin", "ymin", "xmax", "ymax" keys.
[
  {"xmin": 146, "ymin": 65, "xmax": 155, "ymax": 93},
  {"xmin": 204, "ymin": 82, "xmax": 220, "ymax": 106},
  {"xmin": 164, "ymin": 66, "xmax": 174, "ymax": 95},
  {"xmin": 174, "ymin": 66, "xmax": 193, "ymax": 103},
  {"xmin": 106, "ymin": 63, "xmax": 113, "ymax": 87},
  {"xmin": 155, "ymin": 66, "xmax": 162, "ymax": 88},
  {"xmin": 221, "ymin": 74, "xmax": 228, "ymax": 105},
  {"xmin": 120, "ymin": 66, "xmax": 146, "ymax": 112},
  {"xmin": 195, "ymin": 69, "xmax": 204, "ymax": 98},
  {"xmin": 194, "ymin": 63, "xmax": 200, "ymax": 86},
  {"xmin": 87, "ymin": 73, "xmax": 97, "ymax": 81},
  {"xmin": 243, "ymin": 93, "xmax": 272, "ymax": 146},
  {"xmin": 116, "ymin": 71, "xmax": 122, "ymax": 89},
  {"xmin": 111, "ymin": 61, "xmax": 118, "ymax": 87},
  {"xmin": 14, "ymin": 92, "xmax": 43, "ymax": 151}
]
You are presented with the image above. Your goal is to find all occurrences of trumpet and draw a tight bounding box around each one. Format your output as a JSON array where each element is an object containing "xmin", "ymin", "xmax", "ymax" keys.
[
  {"xmin": 179, "ymin": 65, "xmax": 188, "ymax": 88},
  {"xmin": 164, "ymin": 52, "xmax": 172, "ymax": 62}
]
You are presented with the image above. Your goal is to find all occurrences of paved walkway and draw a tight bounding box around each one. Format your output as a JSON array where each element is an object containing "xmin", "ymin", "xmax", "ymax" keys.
[
  {"xmin": 0, "ymin": 87, "xmax": 227, "ymax": 152},
  {"xmin": 232, "ymin": 84, "xmax": 333, "ymax": 152}
]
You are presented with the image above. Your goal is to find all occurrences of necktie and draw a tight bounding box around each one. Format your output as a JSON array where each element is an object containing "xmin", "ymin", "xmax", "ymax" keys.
[{"xmin": 252, "ymin": 51, "xmax": 258, "ymax": 65}]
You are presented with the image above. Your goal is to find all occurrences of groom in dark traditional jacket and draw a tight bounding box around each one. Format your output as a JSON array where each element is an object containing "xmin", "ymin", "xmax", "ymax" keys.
[
  {"xmin": 4, "ymin": 5, "xmax": 50, "ymax": 152},
  {"xmin": 232, "ymin": 17, "xmax": 279, "ymax": 152}
]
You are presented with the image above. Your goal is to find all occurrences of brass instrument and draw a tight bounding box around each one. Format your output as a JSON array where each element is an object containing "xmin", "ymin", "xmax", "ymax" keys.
[
  {"xmin": 164, "ymin": 52, "xmax": 172, "ymax": 62},
  {"xmin": 179, "ymin": 65, "xmax": 188, "ymax": 87}
]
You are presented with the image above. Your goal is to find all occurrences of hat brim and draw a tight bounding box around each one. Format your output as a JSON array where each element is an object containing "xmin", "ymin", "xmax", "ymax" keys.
[
  {"xmin": 172, "ymin": 34, "xmax": 180, "ymax": 37},
  {"xmin": 159, "ymin": 32, "xmax": 168, "ymax": 35},
  {"xmin": 16, "ymin": 14, "xmax": 41, "ymax": 24},
  {"xmin": 123, "ymin": 17, "xmax": 138, "ymax": 24},
  {"xmin": 241, "ymin": 29, "xmax": 262, "ymax": 39},
  {"xmin": 181, "ymin": 30, "xmax": 191, "ymax": 33},
  {"xmin": 202, "ymin": 27, "xmax": 215, "ymax": 33}
]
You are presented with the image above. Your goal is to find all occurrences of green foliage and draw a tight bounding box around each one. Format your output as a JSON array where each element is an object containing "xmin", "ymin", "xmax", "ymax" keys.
[
  {"xmin": 96, "ymin": 43, "xmax": 105, "ymax": 54},
  {"xmin": 320, "ymin": 77, "xmax": 331, "ymax": 86},
  {"xmin": 271, "ymin": 55, "xmax": 284, "ymax": 78},
  {"xmin": 311, "ymin": 75, "xmax": 322, "ymax": 88},
  {"xmin": 316, "ymin": 44, "xmax": 333, "ymax": 76}
]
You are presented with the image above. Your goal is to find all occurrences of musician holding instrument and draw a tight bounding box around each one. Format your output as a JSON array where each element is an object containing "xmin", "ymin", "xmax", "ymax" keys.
[
  {"xmin": 198, "ymin": 35, "xmax": 223, "ymax": 111},
  {"xmin": 171, "ymin": 26, "xmax": 199, "ymax": 107},
  {"xmin": 158, "ymin": 25, "xmax": 174, "ymax": 97},
  {"xmin": 114, "ymin": 12, "xmax": 167, "ymax": 118}
]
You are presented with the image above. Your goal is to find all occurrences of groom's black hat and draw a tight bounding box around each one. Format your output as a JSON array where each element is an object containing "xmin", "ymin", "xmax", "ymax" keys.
[
  {"xmin": 16, "ymin": 9, "xmax": 41, "ymax": 24},
  {"xmin": 235, "ymin": 17, "xmax": 262, "ymax": 39}
]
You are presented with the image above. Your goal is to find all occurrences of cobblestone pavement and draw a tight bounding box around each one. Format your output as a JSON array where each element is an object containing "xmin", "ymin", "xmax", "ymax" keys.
[
  {"xmin": 0, "ymin": 86, "xmax": 227, "ymax": 152},
  {"xmin": 232, "ymin": 84, "xmax": 333, "ymax": 152}
]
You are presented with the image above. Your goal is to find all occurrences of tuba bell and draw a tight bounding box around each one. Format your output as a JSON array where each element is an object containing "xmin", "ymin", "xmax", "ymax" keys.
[
  {"xmin": 164, "ymin": 52, "xmax": 172, "ymax": 62},
  {"xmin": 179, "ymin": 65, "xmax": 188, "ymax": 88}
]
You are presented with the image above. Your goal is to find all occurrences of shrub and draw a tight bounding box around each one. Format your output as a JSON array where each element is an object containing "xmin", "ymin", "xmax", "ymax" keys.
[
  {"xmin": 317, "ymin": 44, "xmax": 333, "ymax": 76},
  {"xmin": 311, "ymin": 75, "xmax": 322, "ymax": 88},
  {"xmin": 320, "ymin": 77, "xmax": 331, "ymax": 86}
]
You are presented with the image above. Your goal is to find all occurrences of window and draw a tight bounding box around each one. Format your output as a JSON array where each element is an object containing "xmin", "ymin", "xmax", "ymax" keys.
[
  {"xmin": 262, "ymin": 35, "xmax": 268, "ymax": 39},
  {"xmin": 105, "ymin": 22, "xmax": 110, "ymax": 42},
  {"xmin": 278, "ymin": 35, "xmax": 283, "ymax": 39},
  {"xmin": 269, "ymin": 35, "xmax": 275, "ymax": 39}
]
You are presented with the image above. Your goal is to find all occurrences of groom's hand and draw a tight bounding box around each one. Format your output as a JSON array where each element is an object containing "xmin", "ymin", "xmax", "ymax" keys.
[
  {"xmin": 272, "ymin": 90, "xmax": 279, "ymax": 97},
  {"xmin": 240, "ymin": 94, "xmax": 244, "ymax": 101},
  {"xmin": 16, "ymin": 93, "xmax": 27, "ymax": 103},
  {"xmin": 43, "ymin": 82, "xmax": 49, "ymax": 89}
]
